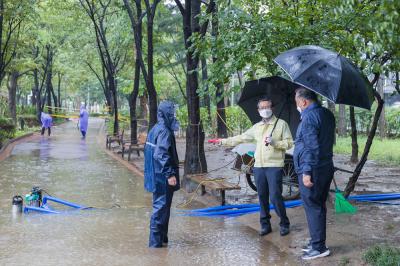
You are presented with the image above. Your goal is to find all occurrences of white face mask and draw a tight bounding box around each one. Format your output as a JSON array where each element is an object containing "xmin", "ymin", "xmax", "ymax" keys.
[
  {"xmin": 259, "ymin": 109, "xmax": 272, "ymax": 118},
  {"xmin": 296, "ymin": 106, "xmax": 302, "ymax": 113}
]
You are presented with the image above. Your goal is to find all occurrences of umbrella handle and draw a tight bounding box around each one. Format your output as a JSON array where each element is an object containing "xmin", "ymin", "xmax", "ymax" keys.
[{"xmin": 267, "ymin": 95, "xmax": 291, "ymax": 142}]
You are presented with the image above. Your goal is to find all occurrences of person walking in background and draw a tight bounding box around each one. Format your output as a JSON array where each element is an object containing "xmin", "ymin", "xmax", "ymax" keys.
[
  {"xmin": 293, "ymin": 88, "xmax": 336, "ymax": 260},
  {"xmin": 79, "ymin": 104, "xmax": 89, "ymax": 139},
  {"xmin": 40, "ymin": 112, "xmax": 53, "ymax": 136}
]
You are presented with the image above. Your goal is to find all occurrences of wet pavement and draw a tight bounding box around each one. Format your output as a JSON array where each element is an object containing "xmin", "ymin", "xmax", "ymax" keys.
[{"xmin": 0, "ymin": 119, "xmax": 297, "ymax": 266}]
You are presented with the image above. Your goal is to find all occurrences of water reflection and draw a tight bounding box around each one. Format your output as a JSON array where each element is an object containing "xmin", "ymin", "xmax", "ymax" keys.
[{"xmin": 0, "ymin": 119, "xmax": 295, "ymax": 266}]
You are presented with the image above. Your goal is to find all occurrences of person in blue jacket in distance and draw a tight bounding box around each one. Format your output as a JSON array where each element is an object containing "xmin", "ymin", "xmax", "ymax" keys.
[
  {"xmin": 79, "ymin": 104, "xmax": 89, "ymax": 139},
  {"xmin": 144, "ymin": 101, "xmax": 180, "ymax": 248}
]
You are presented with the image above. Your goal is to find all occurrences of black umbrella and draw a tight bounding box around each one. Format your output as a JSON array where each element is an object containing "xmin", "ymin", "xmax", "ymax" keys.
[
  {"xmin": 237, "ymin": 76, "xmax": 301, "ymax": 137},
  {"xmin": 274, "ymin": 45, "xmax": 374, "ymax": 110}
]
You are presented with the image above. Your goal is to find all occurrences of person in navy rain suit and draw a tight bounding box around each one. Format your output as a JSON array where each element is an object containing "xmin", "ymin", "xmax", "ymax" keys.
[{"xmin": 144, "ymin": 101, "xmax": 180, "ymax": 248}]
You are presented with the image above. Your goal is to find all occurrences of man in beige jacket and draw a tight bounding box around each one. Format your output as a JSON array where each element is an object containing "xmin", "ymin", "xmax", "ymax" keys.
[{"xmin": 217, "ymin": 97, "xmax": 293, "ymax": 236}]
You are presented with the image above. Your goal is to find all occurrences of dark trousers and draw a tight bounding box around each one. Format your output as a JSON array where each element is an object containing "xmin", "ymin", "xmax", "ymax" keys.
[
  {"xmin": 298, "ymin": 163, "xmax": 334, "ymax": 252},
  {"xmin": 41, "ymin": 127, "xmax": 51, "ymax": 136},
  {"xmin": 81, "ymin": 130, "xmax": 86, "ymax": 137},
  {"xmin": 254, "ymin": 167, "xmax": 290, "ymax": 229},
  {"xmin": 149, "ymin": 184, "xmax": 174, "ymax": 247}
]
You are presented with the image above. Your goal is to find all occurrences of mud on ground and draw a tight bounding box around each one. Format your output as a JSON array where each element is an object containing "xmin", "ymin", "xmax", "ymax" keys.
[{"xmin": 120, "ymin": 138, "xmax": 400, "ymax": 265}]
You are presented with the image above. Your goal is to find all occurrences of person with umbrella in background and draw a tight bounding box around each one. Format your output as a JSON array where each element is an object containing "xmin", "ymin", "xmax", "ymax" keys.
[
  {"xmin": 79, "ymin": 103, "xmax": 89, "ymax": 139},
  {"xmin": 214, "ymin": 97, "xmax": 293, "ymax": 237}
]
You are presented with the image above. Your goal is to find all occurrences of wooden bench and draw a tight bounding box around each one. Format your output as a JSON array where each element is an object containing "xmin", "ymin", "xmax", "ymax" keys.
[
  {"xmin": 124, "ymin": 133, "xmax": 147, "ymax": 160},
  {"xmin": 106, "ymin": 129, "xmax": 124, "ymax": 149},
  {"xmin": 186, "ymin": 174, "xmax": 241, "ymax": 205},
  {"xmin": 126, "ymin": 144, "xmax": 145, "ymax": 160}
]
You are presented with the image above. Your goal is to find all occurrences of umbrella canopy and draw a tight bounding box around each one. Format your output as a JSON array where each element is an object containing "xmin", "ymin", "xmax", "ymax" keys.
[
  {"xmin": 274, "ymin": 45, "xmax": 374, "ymax": 110},
  {"xmin": 237, "ymin": 76, "xmax": 300, "ymax": 137}
]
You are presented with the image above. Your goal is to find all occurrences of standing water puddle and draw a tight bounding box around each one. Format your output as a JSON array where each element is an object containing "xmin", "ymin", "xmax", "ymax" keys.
[{"xmin": 0, "ymin": 119, "xmax": 295, "ymax": 265}]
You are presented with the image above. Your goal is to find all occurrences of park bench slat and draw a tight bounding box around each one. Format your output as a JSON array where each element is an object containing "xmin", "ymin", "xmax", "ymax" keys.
[{"xmin": 186, "ymin": 174, "xmax": 241, "ymax": 205}]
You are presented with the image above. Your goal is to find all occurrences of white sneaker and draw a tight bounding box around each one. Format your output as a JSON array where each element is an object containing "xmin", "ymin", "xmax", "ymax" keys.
[{"xmin": 301, "ymin": 248, "xmax": 331, "ymax": 260}]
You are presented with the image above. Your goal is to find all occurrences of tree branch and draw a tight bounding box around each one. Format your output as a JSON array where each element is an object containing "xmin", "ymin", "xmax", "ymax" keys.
[{"xmin": 173, "ymin": 0, "xmax": 185, "ymax": 15}]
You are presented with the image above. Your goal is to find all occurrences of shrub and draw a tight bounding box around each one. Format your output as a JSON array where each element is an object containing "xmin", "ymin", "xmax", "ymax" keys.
[
  {"xmin": 18, "ymin": 114, "xmax": 40, "ymax": 127},
  {"xmin": 0, "ymin": 117, "xmax": 16, "ymax": 148}
]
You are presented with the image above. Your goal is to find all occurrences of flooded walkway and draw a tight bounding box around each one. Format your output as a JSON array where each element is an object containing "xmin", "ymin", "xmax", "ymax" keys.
[{"xmin": 0, "ymin": 119, "xmax": 296, "ymax": 266}]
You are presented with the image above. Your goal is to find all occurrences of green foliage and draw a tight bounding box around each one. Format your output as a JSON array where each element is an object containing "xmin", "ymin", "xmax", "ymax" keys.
[
  {"xmin": 225, "ymin": 106, "xmax": 252, "ymax": 135},
  {"xmin": 106, "ymin": 116, "xmax": 130, "ymax": 135},
  {"xmin": 386, "ymin": 108, "xmax": 400, "ymax": 137},
  {"xmin": 0, "ymin": 117, "xmax": 16, "ymax": 147},
  {"xmin": 363, "ymin": 245, "xmax": 400, "ymax": 266},
  {"xmin": 18, "ymin": 114, "xmax": 40, "ymax": 128},
  {"xmin": 334, "ymin": 105, "xmax": 400, "ymax": 137},
  {"xmin": 17, "ymin": 105, "xmax": 37, "ymax": 116},
  {"xmin": 334, "ymin": 136, "xmax": 400, "ymax": 165},
  {"xmin": 0, "ymin": 95, "xmax": 7, "ymax": 117},
  {"xmin": 193, "ymin": 0, "xmax": 400, "ymax": 100},
  {"xmin": 177, "ymin": 105, "xmax": 252, "ymax": 137}
]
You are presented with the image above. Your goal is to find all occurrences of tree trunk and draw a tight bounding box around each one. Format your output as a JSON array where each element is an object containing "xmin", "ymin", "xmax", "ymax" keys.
[
  {"xmin": 45, "ymin": 46, "xmax": 54, "ymax": 114},
  {"xmin": 139, "ymin": 94, "xmax": 148, "ymax": 121},
  {"xmin": 377, "ymin": 76, "xmax": 386, "ymax": 138},
  {"xmin": 212, "ymin": 3, "xmax": 227, "ymax": 138},
  {"xmin": 338, "ymin": 104, "xmax": 346, "ymax": 137},
  {"xmin": 50, "ymin": 84, "xmax": 58, "ymax": 112},
  {"xmin": 344, "ymin": 69, "xmax": 385, "ymax": 197},
  {"xmin": 216, "ymin": 86, "xmax": 227, "ymax": 137},
  {"xmin": 201, "ymin": 57, "xmax": 211, "ymax": 122},
  {"xmin": 349, "ymin": 106, "xmax": 358, "ymax": 163},
  {"xmin": 31, "ymin": 87, "xmax": 37, "ymax": 106},
  {"xmin": 57, "ymin": 73, "xmax": 62, "ymax": 108},
  {"xmin": 46, "ymin": 85, "xmax": 52, "ymax": 114},
  {"xmin": 129, "ymin": 0, "xmax": 143, "ymax": 144},
  {"xmin": 33, "ymin": 68, "xmax": 42, "ymax": 121},
  {"xmin": 146, "ymin": 15, "xmax": 158, "ymax": 130},
  {"xmin": 327, "ymin": 101, "xmax": 336, "ymax": 144},
  {"xmin": 123, "ymin": 0, "xmax": 158, "ymax": 130},
  {"xmin": 129, "ymin": 92, "xmax": 138, "ymax": 144},
  {"xmin": 7, "ymin": 71, "xmax": 18, "ymax": 124},
  {"xmin": 182, "ymin": 0, "xmax": 207, "ymax": 175},
  {"xmin": 109, "ymin": 75, "xmax": 119, "ymax": 135},
  {"xmin": 105, "ymin": 86, "xmax": 113, "ymax": 114}
]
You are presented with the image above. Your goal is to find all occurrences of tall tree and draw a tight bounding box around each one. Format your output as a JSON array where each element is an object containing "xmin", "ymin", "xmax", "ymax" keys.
[
  {"xmin": 80, "ymin": 0, "xmax": 128, "ymax": 135},
  {"xmin": 173, "ymin": 0, "xmax": 215, "ymax": 175},
  {"xmin": 211, "ymin": 3, "xmax": 227, "ymax": 138},
  {"xmin": 338, "ymin": 104, "xmax": 346, "ymax": 137},
  {"xmin": 122, "ymin": 0, "xmax": 144, "ymax": 143},
  {"xmin": 123, "ymin": 0, "xmax": 160, "ymax": 130}
]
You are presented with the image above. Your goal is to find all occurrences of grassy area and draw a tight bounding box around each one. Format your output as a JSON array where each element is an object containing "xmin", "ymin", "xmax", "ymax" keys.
[
  {"xmin": 14, "ymin": 127, "xmax": 41, "ymax": 138},
  {"xmin": 363, "ymin": 245, "xmax": 400, "ymax": 266},
  {"xmin": 334, "ymin": 136, "xmax": 400, "ymax": 165}
]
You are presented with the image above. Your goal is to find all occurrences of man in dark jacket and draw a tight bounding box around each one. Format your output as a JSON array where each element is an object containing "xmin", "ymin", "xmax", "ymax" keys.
[
  {"xmin": 293, "ymin": 88, "xmax": 335, "ymax": 260},
  {"xmin": 144, "ymin": 101, "xmax": 180, "ymax": 248}
]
